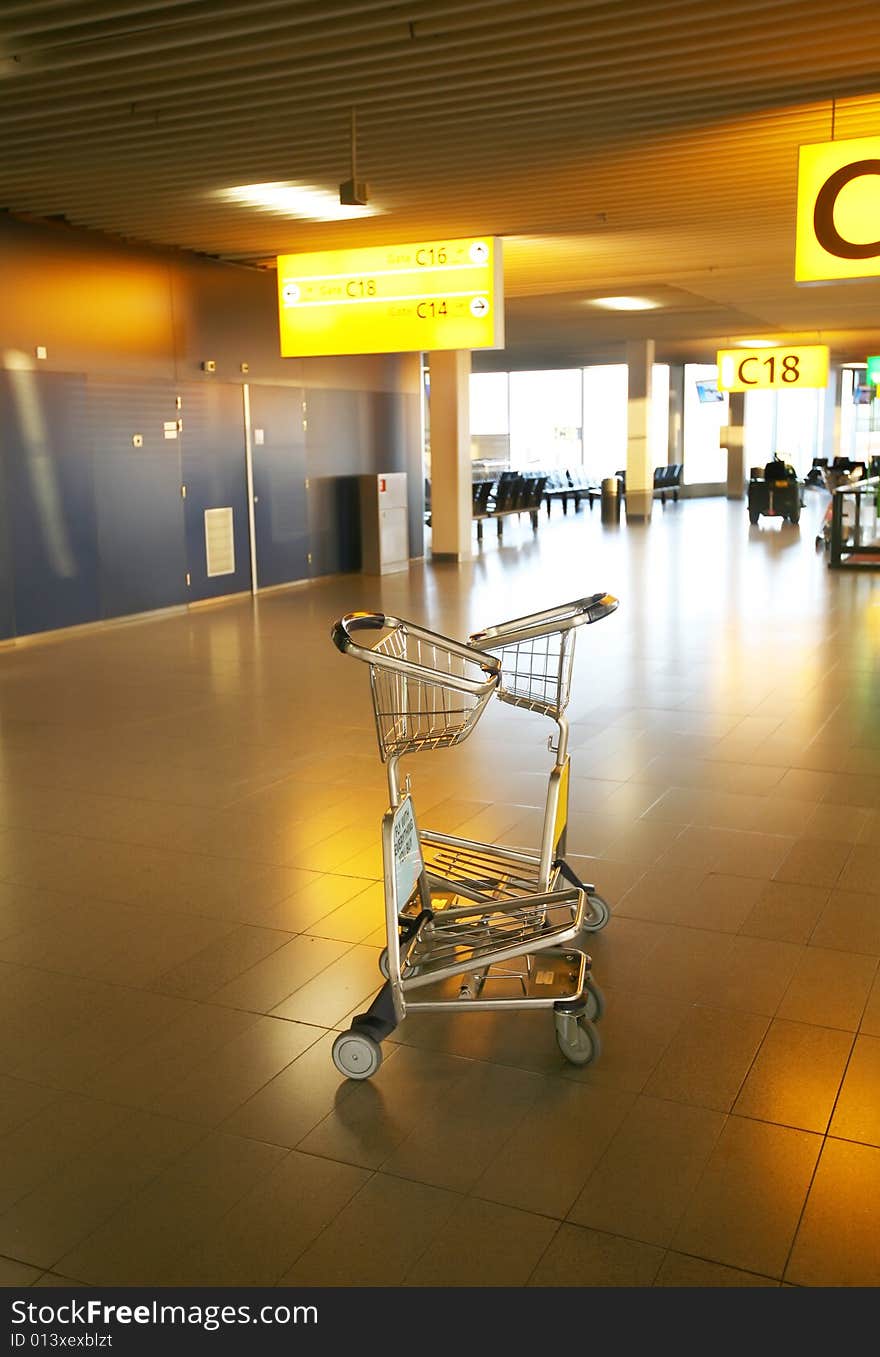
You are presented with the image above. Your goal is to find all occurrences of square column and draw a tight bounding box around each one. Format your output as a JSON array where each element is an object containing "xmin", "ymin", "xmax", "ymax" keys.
[
  {"xmin": 625, "ymin": 339, "xmax": 654, "ymax": 520},
  {"xmin": 428, "ymin": 350, "xmax": 473, "ymax": 561},
  {"xmin": 725, "ymin": 391, "xmax": 746, "ymax": 499}
]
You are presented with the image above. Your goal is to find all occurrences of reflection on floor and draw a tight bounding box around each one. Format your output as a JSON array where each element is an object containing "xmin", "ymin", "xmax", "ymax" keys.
[{"xmin": 0, "ymin": 494, "xmax": 878, "ymax": 1289}]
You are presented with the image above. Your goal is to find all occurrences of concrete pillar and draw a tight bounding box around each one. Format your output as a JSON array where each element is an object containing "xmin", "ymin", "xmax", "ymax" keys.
[
  {"xmin": 668, "ymin": 364, "xmax": 684, "ymax": 467},
  {"xmin": 725, "ymin": 391, "xmax": 746, "ymax": 499},
  {"xmin": 625, "ymin": 339, "xmax": 654, "ymax": 520},
  {"xmin": 428, "ymin": 349, "xmax": 473, "ymax": 561}
]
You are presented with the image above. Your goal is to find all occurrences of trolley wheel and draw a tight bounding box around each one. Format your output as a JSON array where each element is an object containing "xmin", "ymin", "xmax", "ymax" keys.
[
  {"xmin": 581, "ymin": 892, "xmax": 611, "ymax": 932},
  {"xmin": 749, "ymin": 510, "xmax": 760, "ymax": 525},
  {"xmin": 554, "ymin": 1011, "xmax": 602, "ymax": 1067},
  {"xmin": 582, "ymin": 976, "xmax": 606, "ymax": 1022},
  {"xmin": 332, "ymin": 1028, "xmax": 383, "ymax": 1080},
  {"xmin": 378, "ymin": 947, "xmax": 390, "ymax": 979}
]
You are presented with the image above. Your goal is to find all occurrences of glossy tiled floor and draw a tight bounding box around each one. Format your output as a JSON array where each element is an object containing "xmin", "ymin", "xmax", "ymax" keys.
[{"xmin": 0, "ymin": 493, "xmax": 878, "ymax": 1289}]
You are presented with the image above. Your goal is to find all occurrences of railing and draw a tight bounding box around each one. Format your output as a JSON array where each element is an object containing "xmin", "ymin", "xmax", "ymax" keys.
[{"xmin": 829, "ymin": 476, "xmax": 880, "ymax": 570}]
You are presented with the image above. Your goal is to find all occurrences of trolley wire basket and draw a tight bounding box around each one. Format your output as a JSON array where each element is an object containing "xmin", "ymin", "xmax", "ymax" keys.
[
  {"xmin": 469, "ymin": 593, "xmax": 618, "ymax": 719},
  {"xmin": 331, "ymin": 611, "xmax": 500, "ymax": 761}
]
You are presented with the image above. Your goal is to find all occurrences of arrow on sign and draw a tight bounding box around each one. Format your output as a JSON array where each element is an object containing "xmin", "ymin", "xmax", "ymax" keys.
[{"xmin": 470, "ymin": 296, "xmax": 490, "ymax": 317}]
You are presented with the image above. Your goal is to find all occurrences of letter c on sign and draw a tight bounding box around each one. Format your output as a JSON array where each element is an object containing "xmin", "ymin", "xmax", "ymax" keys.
[
  {"xmin": 737, "ymin": 357, "xmax": 759, "ymax": 385},
  {"xmin": 813, "ymin": 160, "xmax": 880, "ymax": 259}
]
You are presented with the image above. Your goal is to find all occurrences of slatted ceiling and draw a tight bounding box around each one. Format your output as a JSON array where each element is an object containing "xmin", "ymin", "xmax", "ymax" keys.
[{"xmin": 1, "ymin": 2, "xmax": 880, "ymax": 364}]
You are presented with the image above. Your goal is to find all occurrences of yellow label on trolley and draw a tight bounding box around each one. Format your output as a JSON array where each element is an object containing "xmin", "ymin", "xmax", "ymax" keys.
[{"xmin": 553, "ymin": 759, "xmax": 570, "ymax": 853}]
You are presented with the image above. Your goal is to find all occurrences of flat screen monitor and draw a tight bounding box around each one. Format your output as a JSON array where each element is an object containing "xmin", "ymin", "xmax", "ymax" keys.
[{"xmin": 696, "ymin": 379, "xmax": 724, "ymax": 404}]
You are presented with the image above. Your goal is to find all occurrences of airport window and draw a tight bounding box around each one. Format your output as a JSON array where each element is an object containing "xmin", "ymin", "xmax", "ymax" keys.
[
  {"xmin": 471, "ymin": 364, "xmax": 671, "ymax": 481},
  {"xmin": 839, "ymin": 366, "xmax": 880, "ymax": 466},
  {"xmin": 509, "ymin": 369, "xmax": 583, "ymax": 469},
  {"xmin": 582, "ymin": 364, "xmax": 627, "ymax": 479},
  {"xmin": 683, "ymin": 363, "xmax": 728, "ymax": 483},
  {"xmin": 745, "ymin": 386, "xmax": 826, "ymax": 477}
]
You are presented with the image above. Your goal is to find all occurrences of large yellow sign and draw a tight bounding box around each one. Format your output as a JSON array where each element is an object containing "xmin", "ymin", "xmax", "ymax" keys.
[
  {"xmin": 716, "ymin": 345, "xmax": 829, "ymax": 391},
  {"xmin": 795, "ymin": 136, "xmax": 880, "ymax": 282},
  {"xmin": 276, "ymin": 236, "xmax": 503, "ymax": 356}
]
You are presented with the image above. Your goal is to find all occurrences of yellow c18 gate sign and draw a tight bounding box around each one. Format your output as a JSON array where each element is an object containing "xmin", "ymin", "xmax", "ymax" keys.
[
  {"xmin": 276, "ymin": 236, "xmax": 504, "ymax": 357},
  {"xmin": 795, "ymin": 136, "xmax": 880, "ymax": 282},
  {"xmin": 716, "ymin": 345, "xmax": 829, "ymax": 392}
]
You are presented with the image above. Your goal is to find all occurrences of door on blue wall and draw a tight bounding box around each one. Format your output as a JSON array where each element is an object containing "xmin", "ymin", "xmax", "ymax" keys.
[
  {"xmin": 178, "ymin": 383, "xmax": 252, "ymax": 602},
  {"xmin": 247, "ymin": 385, "xmax": 309, "ymax": 588},
  {"xmin": 88, "ymin": 378, "xmax": 187, "ymax": 621}
]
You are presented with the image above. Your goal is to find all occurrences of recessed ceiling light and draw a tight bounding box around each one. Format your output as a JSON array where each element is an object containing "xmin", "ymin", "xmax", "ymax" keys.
[
  {"xmin": 215, "ymin": 182, "xmax": 379, "ymax": 221},
  {"xmin": 587, "ymin": 296, "xmax": 660, "ymax": 311},
  {"xmin": 736, "ymin": 338, "xmax": 777, "ymax": 348}
]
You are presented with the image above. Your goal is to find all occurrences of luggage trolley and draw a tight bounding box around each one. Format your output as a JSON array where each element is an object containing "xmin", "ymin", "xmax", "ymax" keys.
[
  {"xmin": 815, "ymin": 458, "xmax": 866, "ymax": 550},
  {"xmin": 329, "ymin": 611, "xmax": 603, "ymax": 1080},
  {"xmin": 418, "ymin": 594, "xmax": 618, "ymax": 933}
]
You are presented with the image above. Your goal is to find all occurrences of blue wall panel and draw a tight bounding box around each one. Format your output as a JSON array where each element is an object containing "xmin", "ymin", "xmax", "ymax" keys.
[
  {"xmin": 179, "ymin": 383, "xmax": 251, "ymax": 601},
  {"xmin": 0, "ymin": 370, "xmax": 100, "ymax": 635},
  {"xmin": 0, "ymin": 392, "xmax": 16, "ymax": 641},
  {"xmin": 88, "ymin": 379, "xmax": 187, "ymax": 619},
  {"xmin": 248, "ymin": 385, "xmax": 308, "ymax": 589}
]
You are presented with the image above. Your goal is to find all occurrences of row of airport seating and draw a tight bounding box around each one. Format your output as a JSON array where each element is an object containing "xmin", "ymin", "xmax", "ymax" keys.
[{"xmin": 426, "ymin": 465, "xmax": 685, "ymax": 538}]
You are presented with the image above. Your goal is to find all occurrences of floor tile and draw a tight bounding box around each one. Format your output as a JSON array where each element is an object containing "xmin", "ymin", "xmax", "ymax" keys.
[
  {"xmin": 0, "ymin": 1256, "xmax": 41, "ymax": 1285},
  {"xmin": 700, "ymin": 934, "xmax": 802, "ymax": 1016},
  {"xmin": 0, "ymin": 1095, "xmax": 132, "ymax": 1215},
  {"xmin": 836, "ymin": 844, "xmax": 880, "ymax": 896},
  {"xmin": 280, "ymin": 1173, "xmax": 461, "ymax": 1286},
  {"xmin": 829, "ymin": 1035, "xmax": 880, "ymax": 1147},
  {"xmin": 379, "ymin": 1061, "xmax": 543, "ymax": 1193},
  {"xmin": 773, "ymin": 839, "xmax": 850, "ymax": 890},
  {"xmin": 209, "ymin": 935, "xmax": 353, "ymax": 1012},
  {"xmin": 643, "ymin": 1006, "xmax": 769, "ymax": 1111},
  {"xmin": 528, "ymin": 1223, "xmax": 664, "ymax": 1287},
  {"xmin": 402, "ymin": 1197, "xmax": 559, "ymax": 1286},
  {"xmin": 732, "ymin": 1019, "xmax": 853, "ymax": 1132},
  {"xmin": 671, "ymin": 1117, "xmax": 821, "ymax": 1278},
  {"xmin": 146, "ymin": 1016, "xmax": 321, "ymax": 1125},
  {"xmin": 740, "ymin": 880, "xmax": 829, "ymax": 944},
  {"xmin": 567, "ymin": 1096, "xmax": 725, "ymax": 1246},
  {"xmin": 777, "ymin": 948, "xmax": 877, "ymax": 1030},
  {"xmin": 57, "ymin": 1132, "xmax": 288, "ymax": 1286},
  {"xmin": 472, "ymin": 1080, "xmax": 634, "ymax": 1218},
  {"xmin": 810, "ymin": 889, "xmax": 880, "ymax": 956},
  {"xmin": 801, "ymin": 803, "xmax": 871, "ymax": 845},
  {"xmin": 0, "ymin": 1077, "xmax": 60, "ymax": 1138},
  {"xmin": 0, "ymin": 1111, "xmax": 206, "ymax": 1269},
  {"xmin": 787, "ymin": 1139, "xmax": 880, "ymax": 1286},
  {"xmin": 861, "ymin": 972, "xmax": 880, "ymax": 1036},
  {"xmin": 653, "ymin": 1252, "xmax": 778, "ymax": 1286},
  {"xmin": 160, "ymin": 1150, "xmax": 369, "ymax": 1286},
  {"xmin": 296, "ymin": 1044, "xmax": 468, "ymax": 1168},
  {"xmin": 270, "ymin": 944, "xmax": 382, "ymax": 1027},
  {"xmin": 153, "ymin": 925, "xmax": 296, "ymax": 1000}
]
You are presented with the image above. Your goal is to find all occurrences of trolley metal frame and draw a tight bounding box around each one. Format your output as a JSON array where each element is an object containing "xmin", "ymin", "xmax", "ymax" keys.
[
  {"xmin": 418, "ymin": 594, "xmax": 618, "ymax": 931},
  {"xmin": 329, "ymin": 611, "xmax": 603, "ymax": 1080}
]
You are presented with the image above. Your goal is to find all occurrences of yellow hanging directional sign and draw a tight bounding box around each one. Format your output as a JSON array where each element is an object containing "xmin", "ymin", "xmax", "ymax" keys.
[
  {"xmin": 795, "ymin": 136, "xmax": 880, "ymax": 282},
  {"xmin": 276, "ymin": 236, "xmax": 504, "ymax": 356},
  {"xmin": 716, "ymin": 345, "xmax": 829, "ymax": 391}
]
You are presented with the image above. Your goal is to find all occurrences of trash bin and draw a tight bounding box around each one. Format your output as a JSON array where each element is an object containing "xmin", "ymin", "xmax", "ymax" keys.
[{"xmin": 601, "ymin": 476, "xmax": 620, "ymax": 524}]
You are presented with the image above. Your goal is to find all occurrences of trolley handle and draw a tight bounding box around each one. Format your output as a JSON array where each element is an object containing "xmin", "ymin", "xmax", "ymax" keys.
[
  {"xmin": 331, "ymin": 611, "xmax": 500, "ymax": 695},
  {"xmin": 469, "ymin": 592, "xmax": 618, "ymax": 648}
]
